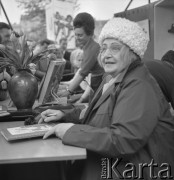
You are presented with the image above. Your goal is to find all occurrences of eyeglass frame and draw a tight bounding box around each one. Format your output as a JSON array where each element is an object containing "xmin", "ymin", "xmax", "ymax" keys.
[{"xmin": 100, "ymin": 42, "xmax": 124, "ymax": 56}]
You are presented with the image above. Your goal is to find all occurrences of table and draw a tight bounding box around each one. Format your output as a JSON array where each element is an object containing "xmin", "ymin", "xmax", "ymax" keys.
[
  {"xmin": 0, "ymin": 121, "xmax": 86, "ymax": 164},
  {"xmin": 0, "ymin": 121, "xmax": 86, "ymax": 180}
]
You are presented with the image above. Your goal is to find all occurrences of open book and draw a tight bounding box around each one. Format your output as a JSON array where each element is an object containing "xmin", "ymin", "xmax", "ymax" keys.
[{"xmin": 1, "ymin": 123, "xmax": 56, "ymax": 141}]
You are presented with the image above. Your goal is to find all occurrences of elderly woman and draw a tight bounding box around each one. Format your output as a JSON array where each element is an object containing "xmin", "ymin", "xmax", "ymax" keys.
[{"xmin": 39, "ymin": 18, "xmax": 174, "ymax": 180}]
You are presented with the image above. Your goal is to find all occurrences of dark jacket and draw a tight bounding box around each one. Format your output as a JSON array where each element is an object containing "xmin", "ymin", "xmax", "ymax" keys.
[
  {"xmin": 62, "ymin": 61, "xmax": 174, "ymax": 180},
  {"xmin": 145, "ymin": 57, "xmax": 174, "ymax": 109},
  {"xmin": 63, "ymin": 51, "xmax": 72, "ymax": 74},
  {"xmin": 64, "ymin": 51, "xmax": 71, "ymax": 61}
]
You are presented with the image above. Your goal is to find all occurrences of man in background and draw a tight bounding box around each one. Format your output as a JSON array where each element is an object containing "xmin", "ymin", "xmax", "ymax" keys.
[
  {"xmin": 0, "ymin": 22, "xmax": 11, "ymax": 101},
  {"xmin": 0, "ymin": 22, "xmax": 11, "ymax": 45},
  {"xmin": 32, "ymin": 39, "xmax": 55, "ymax": 81},
  {"xmin": 59, "ymin": 37, "xmax": 72, "ymax": 74},
  {"xmin": 145, "ymin": 50, "xmax": 174, "ymax": 110}
]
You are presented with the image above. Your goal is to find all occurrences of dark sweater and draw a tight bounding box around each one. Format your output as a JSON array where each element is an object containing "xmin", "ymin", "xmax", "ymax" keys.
[{"xmin": 145, "ymin": 58, "xmax": 174, "ymax": 109}]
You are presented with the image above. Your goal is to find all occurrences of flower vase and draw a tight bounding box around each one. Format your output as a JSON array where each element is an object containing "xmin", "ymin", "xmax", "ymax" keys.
[{"xmin": 8, "ymin": 69, "xmax": 38, "ymax": 110}]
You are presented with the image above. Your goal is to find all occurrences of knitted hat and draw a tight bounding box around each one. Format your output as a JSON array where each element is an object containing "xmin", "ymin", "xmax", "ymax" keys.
[{"xmin": 99, "ymin": 18, "xmax": 149, "ymax": 58}]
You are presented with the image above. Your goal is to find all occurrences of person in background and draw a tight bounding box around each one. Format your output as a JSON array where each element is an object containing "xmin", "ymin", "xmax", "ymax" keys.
[
  {"xmin": 61, "ymin": 48, "xmax": 92, "ymax": 103},
  {"xmin": 0, "ymin": 35, "xmax": 11, "ymax": 101},
  {"xmin": 0, "ymin": 22, "xmax": 11, "ymax": 45},
  {"xmin": 59, "ymin": 37, "xmax": 72, "ymax": 74},
  {"xmin": 33, "ymin": 39, "xmax": 54, "ymax": 55},
  {"xmin": 58, "ymin": 12, "xmax": 104, "ymax": 98},
  {"xmin": 47, "ymin": 44, "xmax": 63, "ymax": 60},
  {"xmin": 38, "ymin": 18, "xmax": 174, "ymax": 180},
  {"xmin": 70, "ymin": 48, "xmax": 92, "ymax": 103},
  {"xmin": 27, "ymin": 39, "xmax": 37, "ymax": 51},
  {"xmin": 70, "ymin": 48, "xmax": 83, "ymax": 73},
  {"xmin": 0, "ymin": 22, "xmax": 12, "ymax": 100},
  {"xmin": 32, "ymin": 39, "xmax": 55, "ymax": 81},
  {"xmin": 145, "ymin": 50, "xmax": 174, "ymax": 110}
]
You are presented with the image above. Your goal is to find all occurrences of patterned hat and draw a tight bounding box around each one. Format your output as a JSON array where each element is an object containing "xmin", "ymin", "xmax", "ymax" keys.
[{"xmin": 99, "ymin": 17, "xmax": 149, "ymax": 58}]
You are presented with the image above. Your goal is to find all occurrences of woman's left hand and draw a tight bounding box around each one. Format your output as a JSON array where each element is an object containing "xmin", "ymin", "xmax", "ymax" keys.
[
  {"xmin": 43, "ymin": 123, "xmax": 74, "ymax": 140},
  {"xmin": 57, "ymin": 89, "xmax": 70, "ymax": 97}
]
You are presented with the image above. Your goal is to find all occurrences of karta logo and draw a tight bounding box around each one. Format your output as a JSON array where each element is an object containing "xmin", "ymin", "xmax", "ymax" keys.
[{"xmin": 101, "ymin": 158, "xmax": 173, "ymax": 179}]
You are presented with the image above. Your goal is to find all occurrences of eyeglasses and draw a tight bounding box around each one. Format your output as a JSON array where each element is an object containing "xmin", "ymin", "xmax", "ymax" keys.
[{"xmin": 100, "ymin": 43, "xmax": 123, "ymax": 56}]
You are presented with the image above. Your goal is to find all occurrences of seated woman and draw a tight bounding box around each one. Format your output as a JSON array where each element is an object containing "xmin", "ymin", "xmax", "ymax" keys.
[{"xmin": 38, "ymin": 18, "xmax": 174, "ymax": 180}]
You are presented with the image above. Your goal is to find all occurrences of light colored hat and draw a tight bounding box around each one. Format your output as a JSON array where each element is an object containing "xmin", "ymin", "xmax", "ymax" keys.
[{"xmin": 98, "ymin": 17, "xmax": 149, "ymax": 58}]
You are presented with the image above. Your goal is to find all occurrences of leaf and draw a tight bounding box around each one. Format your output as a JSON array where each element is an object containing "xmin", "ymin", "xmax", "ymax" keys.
[
  {"xmin": 20, "ymin": 43, "xmax": 28, "ymax": 65},
  {"xmin": 2, "ymin": 48, "xmax": 21, "ymax": 67},
  {"xmin": 19, "ymin": 35, "xmax": 27, "ymax": 65},
  {"xmin": 0, "ymin": 55, "xmax": 21, "ymax": 69},
  {"xmin": 0, "ymin": 57, "xmax": 18, "ymax": 68},
  {"xmin": 0, "ymin": 61, "xmax": 18, "ymax": 70},
  {"xmin": 0, "ymin": 34, "xmax": 54, "ymax": 71},
  {"xmin": 22, "ymin": 43, "xmax": 33, "ymax": 68}
]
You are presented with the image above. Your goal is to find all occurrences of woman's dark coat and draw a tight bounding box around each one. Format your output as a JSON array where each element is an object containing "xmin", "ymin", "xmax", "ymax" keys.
[{"xmin": 62, "ymin": 62, "xmax": 174, "ymax": 180}]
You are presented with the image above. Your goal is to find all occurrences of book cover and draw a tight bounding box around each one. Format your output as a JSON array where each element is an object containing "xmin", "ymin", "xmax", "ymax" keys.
[
  {"xmin": 38, "ymin": 59, "xmax": 66, "ymax": 104},
  {"xmin": 1, "ymin": 123, "xmax": 55, "ymax": 141}
]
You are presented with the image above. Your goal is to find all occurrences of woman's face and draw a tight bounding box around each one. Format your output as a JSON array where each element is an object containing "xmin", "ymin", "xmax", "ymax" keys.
[
  {"xmin": 100, "ymin": 38, "xmax": 130, "ymax": 77},
  {"xmin": 74, "ymin": 27, "xmax": 90, "ymax": 48}
]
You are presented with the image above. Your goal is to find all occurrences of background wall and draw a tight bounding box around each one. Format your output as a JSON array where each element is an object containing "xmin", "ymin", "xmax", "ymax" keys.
[
  {"xmin": 114, "ymin": 3, "xmax": 155, "ymax": 61},
  {"xmin": 154, "ymin": 0, "xmax": 174, "ymax": 60},
  {"xmin": 114, "ymin": 0, "xmax": 174, "ymax": 61}
]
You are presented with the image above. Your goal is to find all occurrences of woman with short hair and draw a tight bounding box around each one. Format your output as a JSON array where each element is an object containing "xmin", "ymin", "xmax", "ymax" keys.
[{"xmin": 58, "ymin": 12, "xmax": 104, "ymax": 97}]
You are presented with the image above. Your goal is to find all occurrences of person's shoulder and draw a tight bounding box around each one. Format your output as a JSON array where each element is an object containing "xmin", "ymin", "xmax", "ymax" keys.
[
  {"xmin": 144, "ymin": 59, "xmax": 163, "ymax": 67},
  {"xmin": 88, "ymin": 39, "xmax": 100, "ymax": 52},
  {"xmin": 91, "ymin": 38, "xmax": 100, "ymax": 47},
  {"xmin": 162, "ymin": 50, "xmax": 174, "ymax": 59},
  {"xmin": 125, "ymin": 64, "xmax": 149, "ymax": 83}
]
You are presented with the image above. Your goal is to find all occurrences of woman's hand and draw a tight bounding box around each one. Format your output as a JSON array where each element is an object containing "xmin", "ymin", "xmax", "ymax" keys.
[
  {"xmin": 58, "ymin": 82, "xmax": 71, "ymax": 97},
  {"xmin": 57, "ymin": 89, "xmax": 70, "ymax": 97},
  {"xmin": 38, "ymin": 109, "xmax": 65, "ymax": 124},
  {"xmin": 43, "ymin": 123, "xmax": 74, "ymax": 139},
  {"xmin": 28, "ymin": 63, "xmax": 37, "ymax": 75},
  {"xmin": 60, "ymin": 81, "xmax": 70, "ymax": 85}
]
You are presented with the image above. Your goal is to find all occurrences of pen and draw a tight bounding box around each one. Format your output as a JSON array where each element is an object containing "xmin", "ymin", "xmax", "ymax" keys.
[{"xmin": 47, "ymin": 113, "xmax": 57, "ymax": 117}]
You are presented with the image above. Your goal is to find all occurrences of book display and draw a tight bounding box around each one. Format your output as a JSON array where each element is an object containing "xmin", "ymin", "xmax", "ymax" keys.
[{"xmin": 38, "ymin": 59, "xmax": 66, "ymax": 104}]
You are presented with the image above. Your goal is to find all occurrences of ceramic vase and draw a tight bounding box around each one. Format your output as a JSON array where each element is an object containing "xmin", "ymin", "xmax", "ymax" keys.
[{"xmin": 8, "ymin": 69, "xmax": 38, "ymax": 110}]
